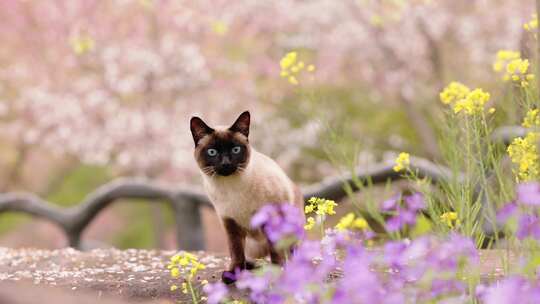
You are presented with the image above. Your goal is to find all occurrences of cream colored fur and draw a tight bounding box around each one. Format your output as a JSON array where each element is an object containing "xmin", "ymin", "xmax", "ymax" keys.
[{"xmin": 200, "ymin": 136, "xmax": 299, "ymax": 258}]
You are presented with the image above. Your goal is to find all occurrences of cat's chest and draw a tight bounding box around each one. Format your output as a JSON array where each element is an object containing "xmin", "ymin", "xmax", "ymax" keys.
[
  {"xmin": 204, "ymin": 178, "xmax": 259, "ymax": 224},
  {"xmin": 203, "ymin": 174, "xmax": 289, "ymax": 227}
]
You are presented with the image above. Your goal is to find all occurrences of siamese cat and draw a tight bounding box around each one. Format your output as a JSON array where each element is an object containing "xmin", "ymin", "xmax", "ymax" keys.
[{"xmin": 190, "ymin": 111, "xmax": 304, "ymax": 284}]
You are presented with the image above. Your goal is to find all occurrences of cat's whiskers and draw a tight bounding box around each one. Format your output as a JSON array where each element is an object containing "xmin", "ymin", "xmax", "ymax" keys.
[{"xmin": 202, "ymin": 166, "xmax": 216, "ymax": 176}]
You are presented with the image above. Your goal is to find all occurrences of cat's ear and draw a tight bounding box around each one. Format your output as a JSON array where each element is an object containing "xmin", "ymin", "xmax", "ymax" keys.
[
  {"xmin": 229, "ymin": 111, "xmax": 250, "ymax": 138},
  {"xmin": 190, "ymin": 116, "xmax": 214, "ymax": 146}
]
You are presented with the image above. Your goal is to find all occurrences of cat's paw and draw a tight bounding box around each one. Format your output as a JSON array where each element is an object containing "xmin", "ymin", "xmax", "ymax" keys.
[{"xmin": 221, "ymin": 270, "xmax": 237, "ymax": 285}]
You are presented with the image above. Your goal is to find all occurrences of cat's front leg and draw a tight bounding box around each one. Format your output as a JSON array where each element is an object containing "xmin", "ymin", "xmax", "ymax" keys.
[{"xmin": 221, "ymin": 217, "xmax": 256, "ymax": 284}]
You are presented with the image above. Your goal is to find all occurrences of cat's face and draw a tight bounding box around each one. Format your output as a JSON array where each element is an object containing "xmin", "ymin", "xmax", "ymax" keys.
[{"xmin": 190, "ymin": 111, "xmax": 251, "ymax": 177}]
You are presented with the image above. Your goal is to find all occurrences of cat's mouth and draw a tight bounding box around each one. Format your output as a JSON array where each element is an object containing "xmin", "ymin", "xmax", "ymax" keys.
[{"xmin": 216, "ymin": 165, "xmax": 237, "ymax": 176}]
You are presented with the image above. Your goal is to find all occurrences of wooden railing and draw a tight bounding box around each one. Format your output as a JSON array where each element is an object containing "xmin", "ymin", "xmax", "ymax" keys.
[{"xmin": 0, "ymin": 126, "xmax": 525, "ymax": 250}]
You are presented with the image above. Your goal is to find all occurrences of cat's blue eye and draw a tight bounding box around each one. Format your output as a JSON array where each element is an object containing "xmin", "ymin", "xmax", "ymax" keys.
[
  {"xmin": 232, "ymin": 146, "xmax": 241, "ymax": 154},
  {"xmin": 207, "ymin": 148, "xmax": 218, "ymax": 157}
]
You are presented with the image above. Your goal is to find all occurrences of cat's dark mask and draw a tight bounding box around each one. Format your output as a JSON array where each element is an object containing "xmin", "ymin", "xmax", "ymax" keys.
[{"xmin": 190, "ymin": 111, "xmax": 251, "ymax": 177}]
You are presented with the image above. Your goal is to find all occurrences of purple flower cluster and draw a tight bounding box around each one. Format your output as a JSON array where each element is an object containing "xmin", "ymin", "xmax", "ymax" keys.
[
  {"xmin": 206, "ymin": 229, "xmax": 481, "ymax": 303},
  {"xmin": 384, "ymin": 193, "xmax": 426, "ymax": 232},
  {"xmin": 203, "ymin": 282, "xmax": 228, "ymax": 304},
  {"xmin": 250, "ymin": 203, "xmax": 305, "ymax": 244},
  {"xmin": 480, "ymin": 276, "xmax": 540, "ymax": 303},
  {"xmin": 202, "ymin": 184, "xmax": 540, "ymax": 304},
  {"xmin": 497, "ymin": 182, "xmax": 540, "ymax": 241}
]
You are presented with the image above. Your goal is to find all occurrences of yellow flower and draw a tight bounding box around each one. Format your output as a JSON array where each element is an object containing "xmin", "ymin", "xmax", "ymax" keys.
[
  {"xmin": 507, "ymin": 58, "xmax": 530, "ymax": 75},
  {"xmin": 439, "ymin": 82, "xmax": 470, "ymax": 105},
  {"xmin": 170, "ymin": 285, "xmax": 178, "ymax": 292},
  {"xmin": 279, "ymin": 52, "xmax": 315, "ymax": 85},
  {"xmin": 453, "ymin": 88, "xmax": 490, "ymax": 115},
  {"xmin": 171, "ymin": 267, "xmax": 180, "ymax": 278},
  {"xmin": 523, "ymin": 109, "xmax": 540, "ymax": 129},
  {"xmin": 288, "ymin": 76, "xmax": 299, "ymax": 85},
  {"xmin": 524, "ymin": 14, "xmax": 538, "ymax": 32},
  {"xmin": 508, "ymin": 132, "xmax": 540, "ymax": 181},
  {"xmin": 335, "ymin": 213, "xmax": 354, "ymax": 230},
  {"xmin": 493, "ymin": 50, "xmax": 534, "ymax": 87},
  {"xmin": 440, "ymin": 212, "xmax": 460, "ymax": 228},
  {"xmin": 370, "ymin": 14, "xmax": 384, "ymax": 27},
  {"xmin": 493, "ymin": 50, "xmax": 520, "ymax": 72},
  {"xmin": 70, "ymin": 34, "xmax": 95, "ymax": 55},
  {"xmin": 306, "ymin": 197, "xmax": 337, "ymax": 216},
  {"xmin": 211, "ymin": 20, "xmax": 228, "ymax": 35},
  {"xmin": 393, "ymin": 152, "xmax": 410, "ymax": 172},
  {"xmin": 304, "ymin": 217, "xmax": 316, "ymax": 230},
  {"xmin": 181, "ymin": 282, "xmax": 188, "ymax": 294},
  {"xmin": 138, "ymin": 0, "xmax": 153, "ymax": 9},
  {"xmin": 168, "ymin": 252, "xmax": 205, "ymax": 280},
  {"xmin": 488, "ymin": 107, "xmax": 496, "ymax": 114},
  {"xmin": 280, "ymin": 52, "xmax": 297, "ymax": 70},
  {"xmin": 353, "ymin": 218, "xmax": 369, "ymax": 230},
  {"xmin": 335, "ymin": 213, "xmax": 369, "ymax": 231}
]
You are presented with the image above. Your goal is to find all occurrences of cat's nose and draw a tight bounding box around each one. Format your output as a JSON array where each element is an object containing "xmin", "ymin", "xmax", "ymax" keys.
[{"xmin": 221, "ymin": 156, "xmax": 231, "ymax": 165}]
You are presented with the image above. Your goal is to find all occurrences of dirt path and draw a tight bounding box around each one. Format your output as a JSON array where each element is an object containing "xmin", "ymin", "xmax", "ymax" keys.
[{"xmin": 0, "ymin": 247, "xmax": 513, "ymax": 303}]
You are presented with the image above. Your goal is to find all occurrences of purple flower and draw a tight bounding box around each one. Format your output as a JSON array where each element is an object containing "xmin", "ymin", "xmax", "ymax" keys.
[
  {"xmin": 382, "ymin": 195, "xmax": 400, "ymax": 211},
  {"xmin": 516, "ymin": 214, "xmax": 540, "ymax": 240},
  {"xmin": 386, "ymin": 213, "xmax": 404, "ymax": 232},
  {"xmin": 384, "ymin": 240, "xmax": 408, "ymax": 268},
  {"xmin": 517, "ymin": 182, "xmax": 540, "ymax": 206},
  {"xmin": 203, "ymin": 282, "xmax": 228, "ymax": 304},
  {"xmin": 386, "ymin": 208, "xmax": 418, "ymax": 232},
  {"xmin": 236, "ymin": 270, "xmax": 282, "ymax": 304},
  {"xmin": 333, "ymin": 243, "xmax": 387, "ymax": 304},
  {"xmin": 429, "ymin": 278, "xmax": 465, "ymax": 299},
  {"xmin": 405, "ymin": 193, "xmax": 426, "ymax": 211},
  {"xmin": 496, "ymin": 202, "xmax": 518, "ymax": 225},
  {"xmin": 384, "ymin": 193, "xmax": 425, "ymax": 232},
  {"xmin": 251, "ymin": 203, "xmax": 305, "ymax": 244},
  {"xmin": 482, "ymin": 276, "xmax": 540, "ymax": 304}
]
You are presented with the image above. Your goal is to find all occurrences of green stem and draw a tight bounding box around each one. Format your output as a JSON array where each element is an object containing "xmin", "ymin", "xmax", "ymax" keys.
[{"xmin": 188, "ymin": 280, "xmax": 198, "ymax": 304}]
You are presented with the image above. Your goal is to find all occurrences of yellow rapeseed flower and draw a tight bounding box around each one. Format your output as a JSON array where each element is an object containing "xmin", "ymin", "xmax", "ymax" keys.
[
  {"xmin": 440, "ymin": 212, "xmax": 460, "ymax": 228},
  {"xmin": 335, "ymin": 213, "xmax": 369, "ymax": 231},
  {"xmin": 439, "ymin": 82, "xmax": 470, "ymax": 105},
  {"xmin": 288, "ymin": 76, "xmax": 299, "ymax": 85},
  {"xmin": 181, "ymin": 282, "xmax": 188, "ymax": 294},
  {"xmin": 168, "ymin": 251, "xmax": 205, "ymax": 280},
  {"xmin": 138, "ymin": 0, "xmax": 153, "ymax": 9},
  {"xmin": 279, "ymin": 52, "xmax": 315, "ymax": 85},
  {"xmin": 70, "ymin": 34, "xmax": 95, "ymax": 55},
  {"xmin": 523, "ymin": 109, "xmax": 540, "ymax": 129},
  {"xmin": 493, "ymin": 50, "xmax": 520, "ymax": 72},
  {"xmin": 507, "ymin": 132, "xmax": 540, "ymax": 181},
  {"xmin": 306, "ymin": 197, "xmax": 337, "ymax": 216},
  {"xmin": 524, "ymin": 14, "xmax": 538, "ymax": 32},
  {"xmin": 211, "ymin": 20, "xmax": 229, "ymax": 35},
  {"xmin": 393, "ymin": 152, "xmax": 410, "ymax": 172},
  {"xmin": 280, "ymin": 52, "xmax": 297, "ymax": 70},
  {"xmin": 304, "ymin": 217, "xmax": 316, "ymax": 230},
  {"xmin": 453, "ymin": 88, "xmax": 490, "ymax": 115},
  {"xmin": 171, "ymin": 267, "xmax": 180, "ymax": 278},
  {"xmin": 493, "ymin": 50, "xmax": 534, "ymax": 87}
]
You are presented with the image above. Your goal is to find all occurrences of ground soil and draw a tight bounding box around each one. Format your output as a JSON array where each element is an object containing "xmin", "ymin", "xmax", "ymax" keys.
[{"xmin": 0, "ymin": 247, "xmax": 513, "ymax": 304}]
